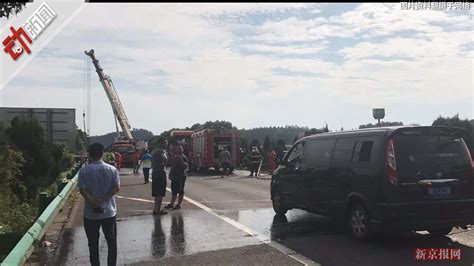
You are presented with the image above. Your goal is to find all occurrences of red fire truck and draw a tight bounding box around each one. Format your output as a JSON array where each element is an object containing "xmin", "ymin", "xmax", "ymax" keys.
[
  {"xmin": 170, "ymin": 130, "xmax": 194, "ymax": 147},
  {"xmin": 191, "ymin": 128, "xmax": 240, "ymax": 172}
]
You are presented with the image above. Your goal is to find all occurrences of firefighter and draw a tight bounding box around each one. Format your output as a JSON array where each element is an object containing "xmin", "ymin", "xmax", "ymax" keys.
[
  {"xmin": 114, "ymin": 151, "xmax": 122, "ymax": 171},
  {"xmin": 219, "ymin": 146, "xmax": 232, "ymax": 178},
  {"xmin": 247, "ymin": 146, "xmax": 263, "ymax": 177}
]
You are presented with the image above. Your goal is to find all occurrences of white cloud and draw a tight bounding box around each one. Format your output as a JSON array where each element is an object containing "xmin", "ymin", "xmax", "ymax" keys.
[{"xmin": 241, "ymin": 43, "xmax": 326, "ymax": 55}]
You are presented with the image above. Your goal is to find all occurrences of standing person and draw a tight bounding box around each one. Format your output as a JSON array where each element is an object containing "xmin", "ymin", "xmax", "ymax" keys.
[
  {"xmin": 219, "ymin": 146, "xmax": 232, "ymax": 178},
  {"xmin": 151, "ymin": 137, "xmax": 168, "ymax": 215},
  {"xmin": 114, "ymin": 152, "xmax": 122, "ymax": 171},
  {"xmin": 132, "ymin": 150, "xmax": 141, "ymax": 174},
  {"xmin": 140, "ymin": 149, "xmax": 152, "ymax": 184},
  {"xmin": 247, "ymin": 146, "xmax": 263, "ymax": 177},
  {"xmin": 78, "ymin": 143, "xmax": 120, "ymax": 266},
  {"xmin": 164, "ymin": 145, "xmax": 188, "ymax": 210}
]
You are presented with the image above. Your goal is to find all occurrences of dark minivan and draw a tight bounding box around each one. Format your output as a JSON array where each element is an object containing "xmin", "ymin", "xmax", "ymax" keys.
[{"xmin": 271, "ymin": 126, "xmax": 474, "ymax": 239}]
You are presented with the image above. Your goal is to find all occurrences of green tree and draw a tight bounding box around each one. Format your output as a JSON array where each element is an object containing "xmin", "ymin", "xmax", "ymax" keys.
[
  {"xmin": 263, "ymin": 136, "xmax": 272, "ymax": 152},
  {"xmin": 0, "ymin": 143, "xmax": 36, "ymax": 233},
  {"xmin": 240, "ymin": 138, "xmax": 249, "ymax": 152},
  {"xmin": 359, "ymin": 121, "xmax": 403, "ymax": 129},
  {"xmin": 190, "ymin": 123, "xmax": 202, "ymax": 130},
  {"xmin": 0, "ymin": 144, "xmax": 26, "ymax": 201},
  {"xmin": 0, "ymin": 2, "xmax": 27, "ymax": 19},
  {"xmin": 275, "ymin": 139, "xmax": 286, "ymax": 159},
  {"xmin": 75, "ymin": 128, "xmax": 88, "ymax": 153},
  {"xmin": 6, "ymin": 116, "xmax": 55, "ymax": 201}
]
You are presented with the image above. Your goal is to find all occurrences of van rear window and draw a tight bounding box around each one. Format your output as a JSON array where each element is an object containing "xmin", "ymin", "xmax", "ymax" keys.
[{"xmin": 393, "ymin": 135, "xmax": 471, "ymax": 179}]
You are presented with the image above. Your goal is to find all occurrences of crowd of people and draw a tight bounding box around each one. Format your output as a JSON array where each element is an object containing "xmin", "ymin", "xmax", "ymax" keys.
[
  {"xmin": 76, "ymin": 138, "xmax": 285, "ymax": 265},
  {"xmin": 77, "ymin": 137, "xmax": 188, "ymax": 265}
]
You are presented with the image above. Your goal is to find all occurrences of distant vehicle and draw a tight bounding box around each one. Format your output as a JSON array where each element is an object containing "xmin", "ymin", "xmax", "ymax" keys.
[
  {"xmin": 191, "ymin": 128, "xmax": 240, "ymax": 172},
  {"xmin": 111, "ymin": 140, "xmax": 136, "ymax": 167},
  {"xmin": 271, "ymin": 126, "xmax": 474, "ymax": 240}
]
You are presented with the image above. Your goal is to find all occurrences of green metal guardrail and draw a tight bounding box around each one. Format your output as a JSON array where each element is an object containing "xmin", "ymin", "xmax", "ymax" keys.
[{"xmin": 1, "ymin": 173, "xmax": 79, "ymax": 266}]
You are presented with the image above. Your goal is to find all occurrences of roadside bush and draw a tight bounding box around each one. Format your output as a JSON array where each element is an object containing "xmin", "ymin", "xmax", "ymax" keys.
[{"xmin": 0, "ymin": 192, "xmax": 36, "ymax": 233}]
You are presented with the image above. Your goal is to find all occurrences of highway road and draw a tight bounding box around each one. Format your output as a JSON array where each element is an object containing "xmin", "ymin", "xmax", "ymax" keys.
[{"xmin": 39, "ymin": 168, "xmax": 474, "ymax": 265}]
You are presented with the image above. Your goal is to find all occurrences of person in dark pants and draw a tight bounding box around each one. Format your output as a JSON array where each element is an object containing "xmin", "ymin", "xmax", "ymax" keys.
[
  {"xmin": 219, "ymin": 146, "xmax": 232, "ymax": 177},
  {"xmin": 165, "ymin": 144, "xmax": 188, "ymax": 210},
  {"xmin": 247, "ymin": 146, "xmax": 263, "ymax": 177},
  {"xmin": 78, "ymin": 143, "xmax": 120, "ymax": 266},
  {"xmin": 151, "ymin": 137, "xmax": 168, "ymax": 215},
  {"xmin": 140, "ymin": 149, "xmax": 152, "ymax": 184}
]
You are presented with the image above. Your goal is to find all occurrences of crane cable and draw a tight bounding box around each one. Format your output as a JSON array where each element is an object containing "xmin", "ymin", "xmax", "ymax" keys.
[
  {"xmin": 86, "ymin": 54, "xmax": 91, "ymax": 137},
  {"xmin": 82, "ymin": 52, "xmax": 91, "ymax": 147},
  {"xmin": 82, "ymin": 54, "xmax": 87, "ymax": 135}
]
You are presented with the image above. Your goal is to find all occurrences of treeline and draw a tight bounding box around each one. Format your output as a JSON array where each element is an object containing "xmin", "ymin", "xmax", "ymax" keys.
[
  {"xmin": 88, "ymin": 129, "xmax": 154, "ymax": 149},
  {"xmin": 94, "ymin": 115, "xmax": 474, "ymax": 156},
  {"xmin": 0, "ymin": 117, "xmax": 75, "ymax": 233},
  {"xmin": 358, "ymin": 121, "xmax": 404, "ymax": 129},
  {"xmin": 240, "ymin": 125, "xmax": 310, "ymax": 146}
]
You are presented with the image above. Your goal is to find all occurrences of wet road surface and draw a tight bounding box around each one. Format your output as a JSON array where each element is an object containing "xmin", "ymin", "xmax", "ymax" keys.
[{"xmin": 47, "ymin": 168, "xmax": 474, "ymax": 265}]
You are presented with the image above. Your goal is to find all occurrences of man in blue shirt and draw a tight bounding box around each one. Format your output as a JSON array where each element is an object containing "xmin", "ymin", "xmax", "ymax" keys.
[
  {"xmin": 140, "ymin": 149, "xmax": 152, "ymax": 184},
  {"xmin": 78, "ymin": 143, "xmax": 120, "ymax": 266}
]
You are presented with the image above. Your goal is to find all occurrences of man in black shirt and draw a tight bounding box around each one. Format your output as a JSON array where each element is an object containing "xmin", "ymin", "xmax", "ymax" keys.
[
  {"xmin": 165, "ymin": 144, "xmax": 188, "ymax": 210},
  {"xmin": 151, "ymin": 137, "xmax": 168, "ymax": 215}
]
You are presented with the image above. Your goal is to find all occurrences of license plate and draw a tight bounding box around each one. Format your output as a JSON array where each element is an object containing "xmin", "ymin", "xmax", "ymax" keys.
[{"xmin": 428, "ymin": 186, "xmax": 451, "ymax": 196}]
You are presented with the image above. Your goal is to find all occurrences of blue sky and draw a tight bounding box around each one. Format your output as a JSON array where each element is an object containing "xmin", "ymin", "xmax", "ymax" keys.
[{"xmin": 1, "ymin": 3, "xmax": 472, "ymax": 135}]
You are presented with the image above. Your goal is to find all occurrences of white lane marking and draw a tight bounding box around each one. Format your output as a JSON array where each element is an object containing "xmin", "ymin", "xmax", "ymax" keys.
[
  {"xmin": 116, "ymin": 195, "xmax": 174, "ymax": 205},
  {"xmin": 203, "ymin": 199, "xmax": 271, "ymax": 203},
  {"xmin": 117, "ymin": 194, "xmax": 269, "ymax": 204},
  {"xmin": 116, "ymin": 195, "xmax": 154, "ymax": 203}
]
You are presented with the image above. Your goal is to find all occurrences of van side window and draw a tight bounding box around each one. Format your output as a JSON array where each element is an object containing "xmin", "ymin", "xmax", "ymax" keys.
[
  {"xmin": 332, "ymin": 138, "xmax": 356, "ymax": 168},
  {"xmin": 352, "ymin": 141, "xmax": 373, "ymax": 162},
  {"xmin": 304, "ymin": 139, "xmax": 336, "ymax": 169},
  {"xmin": 287, "ymin": 141, "xmax": 305, "ymax": 164}
]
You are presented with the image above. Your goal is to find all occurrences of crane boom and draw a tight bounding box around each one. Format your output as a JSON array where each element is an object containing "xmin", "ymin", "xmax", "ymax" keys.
[{"xmin": 84, "ymin": 49, "xmax": 134, "ymax": 140}]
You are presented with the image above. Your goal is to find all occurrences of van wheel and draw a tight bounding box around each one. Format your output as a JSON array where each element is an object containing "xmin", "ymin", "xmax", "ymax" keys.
[
  {"xmin": 272, "ymin": 190, "xmax": 287, "ymax": 216},
  {"xmin": 428, "ymin": 227, "xmax": 452, "ymax": 237},
  {"xmin": 348, "ymin": 204, "xmax": 371, "ymax": 240}
]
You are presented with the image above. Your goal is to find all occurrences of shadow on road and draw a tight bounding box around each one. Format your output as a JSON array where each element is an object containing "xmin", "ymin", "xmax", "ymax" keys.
[{"xmin": 270, "ymin": 213, "xmax": 474, "ymax": 266}]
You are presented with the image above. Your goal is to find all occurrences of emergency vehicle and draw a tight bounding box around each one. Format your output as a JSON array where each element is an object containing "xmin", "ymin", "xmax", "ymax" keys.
[{"xmin": 191, "ymin": 128, "xmax": 240, "ymax": 172}]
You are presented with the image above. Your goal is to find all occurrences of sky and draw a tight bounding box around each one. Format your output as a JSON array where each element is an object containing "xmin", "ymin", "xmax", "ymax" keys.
[{"xmin": 1, "ymin": 3, "xmax": 473, "ymax": 136}]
